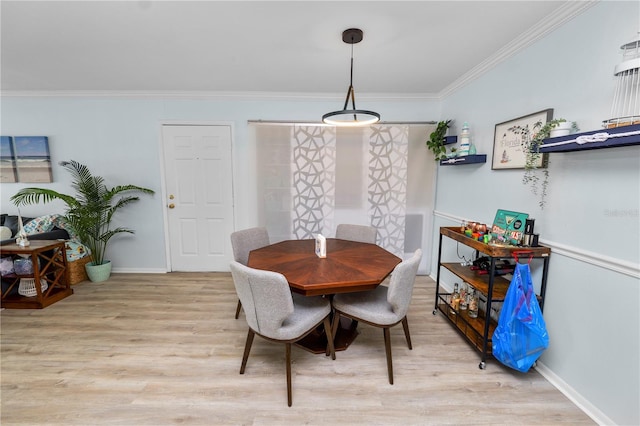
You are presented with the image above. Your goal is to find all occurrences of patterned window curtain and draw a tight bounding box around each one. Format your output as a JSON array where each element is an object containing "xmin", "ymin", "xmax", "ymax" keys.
[
  {"xmin": 252, "ymin": 123, "xmax": 408, "ymax": 253},
  {"xmin": 291, "ymin": 125, "xmax": 336, "ymax": 239},
  {"xmin": 368, "ymin": 125, "xmax": 408, "ymax": 256}
]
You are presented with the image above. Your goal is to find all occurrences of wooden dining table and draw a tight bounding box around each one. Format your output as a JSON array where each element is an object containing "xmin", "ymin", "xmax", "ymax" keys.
[{"xmin": 247, "ymin": 238, "xmax": 402, "ymax": 353}]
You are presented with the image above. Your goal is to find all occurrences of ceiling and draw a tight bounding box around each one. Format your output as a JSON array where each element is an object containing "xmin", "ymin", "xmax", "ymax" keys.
[{"xmin": 1, "ymin": 1, "xmax": 595, "ymax": 98}]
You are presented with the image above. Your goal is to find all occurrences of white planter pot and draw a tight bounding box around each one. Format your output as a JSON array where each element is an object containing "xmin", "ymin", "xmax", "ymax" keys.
[{"xmin": 550, "ymin": 122, "xmax": 572, "ymax": 138}]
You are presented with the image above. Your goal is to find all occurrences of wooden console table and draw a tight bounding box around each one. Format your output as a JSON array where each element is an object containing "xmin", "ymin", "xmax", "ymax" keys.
[{"xmin": 1, "ymin": 240, "xmax": 73, "ymax": 309}]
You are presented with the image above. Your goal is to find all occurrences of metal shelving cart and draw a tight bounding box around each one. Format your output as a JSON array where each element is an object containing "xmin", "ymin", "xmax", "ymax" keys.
[{"xmin": 433, "ymin": 226, "xmax": 551, "ymax": 369}]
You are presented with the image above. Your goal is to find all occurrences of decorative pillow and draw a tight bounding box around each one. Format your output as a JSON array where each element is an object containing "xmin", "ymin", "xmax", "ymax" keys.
[
  {"xmin": 2, "ymin": 216, "xmax": 33, "ymax": 237},
  {"xmin": 65, "ymin": 241, "xmax": 91, "ymax": 262},
  {"xmin": 0, "ymin": 226, "xmax": 12, "ymax": 240},
  {"xmin": 51, "ymin": 215, "xmax": 79, "ymax": 241},
  {"xmin": 0, "ymin": 256, "xmax": 14, "ymax": 276},
  {"xmin": 22, "ymin": 215, "xmax": 56, "ymax": 235}
]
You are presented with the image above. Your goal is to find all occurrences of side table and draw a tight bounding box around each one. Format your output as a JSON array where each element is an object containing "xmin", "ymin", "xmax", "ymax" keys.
[{"xmin": 1, "ymin": 240, "xmax": 73, "ymax": 309}]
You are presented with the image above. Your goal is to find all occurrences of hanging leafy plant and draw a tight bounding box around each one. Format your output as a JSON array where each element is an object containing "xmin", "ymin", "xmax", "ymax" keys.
[
  {"xmin": 522, "ymin": 119, "xmax": 578, "ymax": 209},
  {"xmin": 426, "ymin": 119, "xmax": 454, "ymax": 161}
]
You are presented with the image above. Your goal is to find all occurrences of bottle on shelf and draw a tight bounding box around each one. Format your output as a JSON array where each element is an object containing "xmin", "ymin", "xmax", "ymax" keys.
[
  {"xmin": 459, "ymin": 283, "xmax": 468, "ymax": 310},
  {"xmin": 468, "ymin": 288, "xmax": 479, "ymax": 318},
  {"xmin": 458, "ymin": 122, "xmax": 471, "ymax": 156},
  {"xmin": 451, "ymin": 282, "xmax": 461, "ymax": 313}
]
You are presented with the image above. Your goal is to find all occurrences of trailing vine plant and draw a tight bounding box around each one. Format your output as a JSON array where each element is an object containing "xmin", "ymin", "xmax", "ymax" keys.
[{"xmin": 518, "ymin": 119, "xmax": 578, "ymax": 209}]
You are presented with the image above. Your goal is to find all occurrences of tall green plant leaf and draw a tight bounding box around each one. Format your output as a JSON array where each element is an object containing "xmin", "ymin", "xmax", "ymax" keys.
[{"xmin": 10, "ymin": 160, "xmax": 155, "ymax": 266}]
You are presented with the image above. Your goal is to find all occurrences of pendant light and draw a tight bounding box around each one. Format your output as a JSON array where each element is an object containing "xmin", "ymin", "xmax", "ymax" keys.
[{"xmin": 322, "ymin": 28, "xmax": 380, "ymax": 126}]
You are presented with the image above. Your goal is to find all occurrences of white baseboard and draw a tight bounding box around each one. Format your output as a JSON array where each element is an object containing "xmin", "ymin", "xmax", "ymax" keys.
[
  {"xmin": 429, "ymin": 271, "xmax": 611, "ymax": 425},
  {"xmin": 111, "ymin": 268, "xmax": 168, "ymax": 274},
  {"xmin": 534, "ymin": 362, "xmax": 615, "ymax": 425},
  {"xmin": 109, "ymin": 268, "xmax": 233, "ymax": 274}
]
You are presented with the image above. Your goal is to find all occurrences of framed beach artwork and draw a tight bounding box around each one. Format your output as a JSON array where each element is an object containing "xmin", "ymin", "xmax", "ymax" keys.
[
  {"xmin": 491, "ymin": 109, "xmax": 553, "ymax": 170},
  {"xmin": 14, "ymin": 136, "xmax": 53, "ymax": 183},
  {"xmin": 0, "ymin": 136, "xmax": 18, "ymax": 183}
]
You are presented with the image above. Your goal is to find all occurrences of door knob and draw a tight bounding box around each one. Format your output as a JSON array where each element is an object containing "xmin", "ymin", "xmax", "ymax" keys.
[{"xmin": 168, "ymin": 203, "xmax": 175, "ymax": 209}]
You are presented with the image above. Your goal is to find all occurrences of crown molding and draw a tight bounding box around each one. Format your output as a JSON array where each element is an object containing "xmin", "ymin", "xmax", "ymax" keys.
[
  {"xmin": 0, "ymin": 90, "xmax": 440, "ymax": 102},
  {"xmin": 438, "ymin": 0, "xmax": 599, "ymax": 99}
]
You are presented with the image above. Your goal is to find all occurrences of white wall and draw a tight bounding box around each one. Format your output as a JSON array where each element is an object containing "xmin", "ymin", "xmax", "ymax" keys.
[
  {"xmin": 1, "ymin": 2, "xmax": 638, "ymax": 424},
  {"xmin": 0, "ymin": 97, "xmax": 439, "ymax": 272},
  {"xmin": 435, "ymin": 2, "xmax": 639, "ymax": 425}
]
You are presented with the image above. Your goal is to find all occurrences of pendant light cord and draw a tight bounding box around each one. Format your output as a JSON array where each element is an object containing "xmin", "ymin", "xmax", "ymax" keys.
[{"xmin": 344, "ymin": 39, "xmax": 356, "ymax": 119}]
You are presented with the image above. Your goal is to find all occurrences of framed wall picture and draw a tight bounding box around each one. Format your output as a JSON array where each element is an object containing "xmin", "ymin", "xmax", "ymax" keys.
[
  {"xmin": 14, "ymin": 136, "xmax": 53, "ymax": 183},
  {"xmin": 491, "ymin": 109, "xmax": 553, "ymax": 170},
  {"xmin": 0, "ymin": 136, "xmax": 18, "ymax": 183}
]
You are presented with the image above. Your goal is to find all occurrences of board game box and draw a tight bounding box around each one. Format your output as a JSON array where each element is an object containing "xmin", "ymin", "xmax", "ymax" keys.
[{"xmin": 490, "ymin": 209, "xmax": 529, "ymax": 245}]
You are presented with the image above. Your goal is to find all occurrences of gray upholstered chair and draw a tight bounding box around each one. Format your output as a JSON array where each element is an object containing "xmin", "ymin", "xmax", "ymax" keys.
[
  {"xmin": 230, "ymin": 227, "xmax": 270, "ymax": 319},
  {"xmin": 230, "ymin": 261, "xmax": 336, "ymax": 406},
  {"xmin": 331, "ymin": 248, "xmax": 422, "ymax": 384},
  {"xmin": 335, "ymin": 224, "xmax": 377, "ymax": 244}
]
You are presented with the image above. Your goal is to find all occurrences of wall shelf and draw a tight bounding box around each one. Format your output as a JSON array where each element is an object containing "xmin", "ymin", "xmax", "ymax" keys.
[
  {"xmin": 538, "ymin": 123, "xmax": 640, "ymax": 153},
  {"xmin": 444, "ymin": 135, "xmax": 458, "ymax": 145},
  {"xmin": 440, "ymin": 154, "xmax": 486, "ymax": 166}
]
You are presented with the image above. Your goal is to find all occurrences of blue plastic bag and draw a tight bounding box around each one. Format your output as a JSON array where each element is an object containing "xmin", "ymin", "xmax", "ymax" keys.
[{"xmin": 492, "ymin": 261, "xmax": 549, "ymax": 372}]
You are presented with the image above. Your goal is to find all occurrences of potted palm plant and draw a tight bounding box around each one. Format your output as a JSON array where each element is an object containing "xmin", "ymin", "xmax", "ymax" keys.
[{"xmin": 11, "ymin": 160, "xmax": 155, "ymax": 282}]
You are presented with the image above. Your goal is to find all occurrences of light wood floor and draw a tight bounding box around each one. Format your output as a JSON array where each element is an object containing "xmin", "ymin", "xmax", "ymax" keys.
[{"xmin": 1, "ymin": 273, "xmax": 594, "ymax": 425}]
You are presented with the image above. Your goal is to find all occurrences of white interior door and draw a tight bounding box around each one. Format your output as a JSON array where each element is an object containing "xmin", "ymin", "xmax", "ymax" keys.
[{"xmin": 162, "ymin": 124, "xmax": 234, "ymax": 271}]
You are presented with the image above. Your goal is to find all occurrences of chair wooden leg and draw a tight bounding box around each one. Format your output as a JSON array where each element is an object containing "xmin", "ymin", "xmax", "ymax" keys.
[
  {"xmin": 330, "ymin": 311, "xmax": 341, "ymax": 347},
  {"xmin": 285, "ymin": 343, "xmax": 292, "ymax": 407},
  {"xmin": 235, "ymin": 299, "xmax": 243, "ymax": 319},
  {"xmin": 383, "ymin": 327, "xmax": 393, "ymax": 385},
  {"xmin": 326, "ymin": 312, "xmax": 340, "ymax": 357},
  {"xmin": 401, "ymin": 317, "xmax": 412, "ymax": 350},
  {"xmin": 324, "ymin": 316, "xmax": 336, "ymax": 360},
  {"xmin": 240, "ymin": 329, "xmax": 254, "ymax": 374}
]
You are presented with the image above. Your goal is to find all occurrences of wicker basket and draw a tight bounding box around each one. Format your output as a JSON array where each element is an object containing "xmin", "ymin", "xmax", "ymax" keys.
[
  {"xmin": 67, "ymin": 256, "xmax": 92, "ymax": 285},
  {"xmin": 18, "ymin": 278, "xmax": 48, "ymax": 297}
]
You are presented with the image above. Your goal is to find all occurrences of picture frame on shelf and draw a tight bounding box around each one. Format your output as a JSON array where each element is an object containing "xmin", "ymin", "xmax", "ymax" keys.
[{"xmin": 491, "ymin": 109, "xmax": 553, "ymax": 170}]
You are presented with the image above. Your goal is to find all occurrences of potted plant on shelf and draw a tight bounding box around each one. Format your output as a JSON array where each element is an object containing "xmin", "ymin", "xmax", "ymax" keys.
[
  {"xmin": 524, "ymin": 119, "xmax": 578, "ymax": 209},
  {"xmin": 426, "ymin": 119, "xmax": 455, "ymax": 161},
  {"xmin": 11, "ymin": 160, "xmax": 155, "ymax": 282}
]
